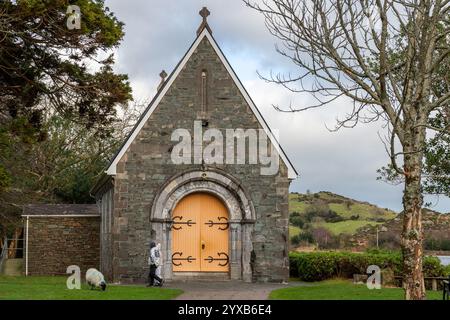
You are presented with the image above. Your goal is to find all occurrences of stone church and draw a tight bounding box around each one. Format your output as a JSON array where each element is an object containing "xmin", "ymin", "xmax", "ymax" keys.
[{"xmin": 23, "ymin": 8, "xmax": 297, "ymax": 283}]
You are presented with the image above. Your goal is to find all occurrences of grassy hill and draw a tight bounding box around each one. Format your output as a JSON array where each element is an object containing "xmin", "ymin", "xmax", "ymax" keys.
[
  {"xmin": 350, "ymin": 208, "xmax": 450, "ymax": 250},
  {"xmin": 289, "ymin": 191, "xmax": 397, "ymax": 238}
]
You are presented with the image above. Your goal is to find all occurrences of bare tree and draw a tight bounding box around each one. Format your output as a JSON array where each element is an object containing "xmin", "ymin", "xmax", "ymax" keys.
[{"xmin": 244, "ymin": 0, "xmax": 449, "ymax": 299}]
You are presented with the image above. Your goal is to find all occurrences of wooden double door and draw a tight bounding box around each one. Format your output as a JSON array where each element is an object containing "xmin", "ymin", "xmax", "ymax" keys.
[{"xmin": 171, "ymin": 192, "xmax": 229, "ymax": 272}]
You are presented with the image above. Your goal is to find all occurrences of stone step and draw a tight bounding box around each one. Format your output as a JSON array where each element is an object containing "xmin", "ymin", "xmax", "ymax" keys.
[
  {"xmin": 171, "ymin": 272, "xmax": 230, "ymax": 282},
  {"xmin": 2, "ymin": 258, "xmax": 23, "ymax": 276}
]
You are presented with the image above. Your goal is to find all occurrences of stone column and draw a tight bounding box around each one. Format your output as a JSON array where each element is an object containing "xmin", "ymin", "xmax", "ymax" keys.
[
  {"xmin": 229, "ymin": 222, "xmax": 241, "ymax": 280},
  {"xmin": 163, "ymin": 221, "xmax": 173, "ymax": 280},
  {"xmin": 242, "ymin": 223, "xmax": 254, "ymax": 283}
]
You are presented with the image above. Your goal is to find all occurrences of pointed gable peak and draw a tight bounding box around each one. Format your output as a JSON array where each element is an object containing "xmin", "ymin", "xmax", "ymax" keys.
[
  {"xmin": 105, "ymin": 11, "xmax": 298, "ymax": 179},
  {"xmin": 197, "ymin": 7, "xmax": 212, "ymax": 36}
]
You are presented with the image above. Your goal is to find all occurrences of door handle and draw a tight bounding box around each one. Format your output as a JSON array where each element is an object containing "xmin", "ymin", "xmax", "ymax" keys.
[{"xmin": 201, "ymin": 240, "xmax": 205, "ymax": 250}]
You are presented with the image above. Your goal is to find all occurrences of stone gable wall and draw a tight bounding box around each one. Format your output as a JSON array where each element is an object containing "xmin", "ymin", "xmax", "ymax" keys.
[{"xmin": 112, "ymin": 37, "xmax": 290, "ymax": 283}]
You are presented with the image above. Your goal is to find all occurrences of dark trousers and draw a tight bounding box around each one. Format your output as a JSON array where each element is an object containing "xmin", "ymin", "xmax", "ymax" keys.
[{"xmin": 148, "ymin": 264, "xmax": 162, "ymax": 285}]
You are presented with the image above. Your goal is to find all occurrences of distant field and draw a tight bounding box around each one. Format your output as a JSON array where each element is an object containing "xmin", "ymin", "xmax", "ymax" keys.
[
  {"xmin": 313, "ymin": 220, "xmax": 382, "ymax": 235},
  {"xmin": 289, "ymin": 192, "xmax": 396, "ymax": 236},
  {"xmin": 289, "ymin": 194, "xmax": 309, "ymax": 213},
  {"xmin": 328, "ymin": 203, "xmax": 396, "ymax": 220}
]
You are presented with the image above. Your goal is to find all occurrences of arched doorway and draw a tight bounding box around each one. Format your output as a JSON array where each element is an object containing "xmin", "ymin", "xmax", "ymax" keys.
[
  {"xmin": 150, "ymin": 169, "xmax": 256, "ymax": 282},
  {"xmin": 171, "ymin": 192, "xmax": 229, "ymax": 273}
]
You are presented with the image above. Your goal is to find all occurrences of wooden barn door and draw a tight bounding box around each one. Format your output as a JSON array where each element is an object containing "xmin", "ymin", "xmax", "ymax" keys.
[{"xmin": 171, "ymin": 192, "xmax": 229, "ymax": 273}]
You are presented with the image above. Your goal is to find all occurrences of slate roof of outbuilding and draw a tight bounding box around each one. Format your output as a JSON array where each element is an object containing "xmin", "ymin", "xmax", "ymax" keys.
[{"xmin": 22, "ymin": 204, "xmax": 99, "ymax": 216}]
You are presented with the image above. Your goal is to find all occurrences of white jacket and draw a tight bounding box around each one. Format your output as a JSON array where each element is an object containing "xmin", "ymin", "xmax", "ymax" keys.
[{"xmin": 149, "ymin": 245, "xmax": 161, "ymax": 267}]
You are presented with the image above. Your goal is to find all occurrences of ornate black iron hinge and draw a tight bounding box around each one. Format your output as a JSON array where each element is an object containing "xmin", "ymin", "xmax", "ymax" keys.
[
  {"xmin": 204, "ymin": 252, "xmax": 229, "ymax": 266},
  {"xmin": 172, "ymin": 252, "xmax": 196, "ymax": 266},
  {"xmin": 170, "ymin": 216, "xmax": 196, "ymax": 230},
  {"xmin": 204, "ymin": 216, "xmax": 229, "ymax": 230}
]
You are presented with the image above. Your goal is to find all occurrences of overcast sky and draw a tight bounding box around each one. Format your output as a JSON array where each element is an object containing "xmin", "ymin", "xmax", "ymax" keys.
[{"xmin": 104, "ymin": 0, "xmax": 449, "ymax": 213}]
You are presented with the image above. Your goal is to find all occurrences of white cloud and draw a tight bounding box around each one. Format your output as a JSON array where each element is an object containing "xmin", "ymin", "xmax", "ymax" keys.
[{"xmin": 104, "ymin": 0, "xmax": 449, "ymax": 212}]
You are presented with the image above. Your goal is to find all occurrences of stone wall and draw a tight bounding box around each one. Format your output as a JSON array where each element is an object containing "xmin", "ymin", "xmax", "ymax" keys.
[
  {"xmin": 26, "ymin": 217, "xmax": 100, "ymax": 275},
  {"xmin": 110, "ymin": 36, "xmax": 291, "ymax": 283}
]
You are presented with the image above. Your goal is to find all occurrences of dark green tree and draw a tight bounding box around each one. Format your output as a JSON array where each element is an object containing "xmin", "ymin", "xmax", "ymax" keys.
[
  {"xmin": 0, "ymin": 0, "xmax": 132, "ymax": 133},
  {"xmin": 0, "ymin": 0, "xmax": 133, "ymax": 236}
]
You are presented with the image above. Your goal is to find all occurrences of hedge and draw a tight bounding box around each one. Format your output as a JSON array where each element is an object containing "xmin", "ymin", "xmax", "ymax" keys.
[{"xmin": 289, "ymin": 251, "xmax": 447, "ymax": 281}]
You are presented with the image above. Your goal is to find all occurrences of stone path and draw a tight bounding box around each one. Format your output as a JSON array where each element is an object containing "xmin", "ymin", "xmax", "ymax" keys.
[{"xmin": 166, "ymin": 280, "xmax": 305, "ymax": 300}]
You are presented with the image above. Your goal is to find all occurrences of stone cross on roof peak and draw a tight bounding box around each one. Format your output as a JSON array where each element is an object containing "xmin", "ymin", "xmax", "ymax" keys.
[
  {"xmin": 200, "ymin": 7, "xmax": 210, "ymax": 20},
  {"xmin": 196, "ymin": 7, "xmax": 212, "ymax": 36}
]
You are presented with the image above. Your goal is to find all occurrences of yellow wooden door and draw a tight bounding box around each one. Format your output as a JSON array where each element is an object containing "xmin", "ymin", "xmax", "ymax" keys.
[
  {"xmin": 171, "ymin": 193, "xmax": 201, "ymax": 272},
  {"xmin": 172, "ymin": 192, "xmax": 229, "ymax": 273}
]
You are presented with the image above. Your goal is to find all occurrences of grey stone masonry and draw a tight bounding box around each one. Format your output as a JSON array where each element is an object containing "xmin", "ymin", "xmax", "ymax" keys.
[{"xmin": 110, "ymin": 35, "xmax": 291, "ymax": 284}]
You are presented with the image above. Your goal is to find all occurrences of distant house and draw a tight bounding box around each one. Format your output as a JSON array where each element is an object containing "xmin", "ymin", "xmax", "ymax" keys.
[{"xmin": 23, "ymin": 8, "xmax": 297, "ymax": 284}]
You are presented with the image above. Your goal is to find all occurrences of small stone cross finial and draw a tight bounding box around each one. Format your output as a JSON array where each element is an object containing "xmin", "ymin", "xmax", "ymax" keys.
[
  {"xmin": 157, "ymin": 70, "xmax": 168, "ymax": 91},
  {"xmin": 196, "ymin": 7, "xmax": 212, "ymax": 36},
  {"xmin": 199, "ymin": 7, "xmax": 210, "ymax": 22}
]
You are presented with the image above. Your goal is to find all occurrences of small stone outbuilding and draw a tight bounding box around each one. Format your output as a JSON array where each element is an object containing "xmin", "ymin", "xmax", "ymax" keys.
[{"xmin": 22, "ymin": 204, "xmax": 100, "ymax": 276}]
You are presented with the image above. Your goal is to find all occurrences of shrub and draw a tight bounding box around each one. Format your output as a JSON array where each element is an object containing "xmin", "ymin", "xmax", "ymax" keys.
[
  {"xmin": 288, "ymin": 251, "xmax": 447, "ymax": 281},
  {"xmin": 424, "ymin": 238, "xmax": 450, "ymax": 251},
  {"xmin": 289, "ymin": 215, "xmax": 305, "ymax": 228},
  {"xmin": 311, "ymin": 227, "xmax": 332, "ymax": 247},
  {"xmin": 443, "ymin": 265, "xmax": 450, "ymax": 277},
  {"xmin": 291, "ymin": 232, "xmax": 314, "ymax": 245},
  {"xmin": 289, "ymin": 252, "xmax": 301, "ymax": 278},
  {"xmin": 422, "ymin": 256, "xmax": 445, "ymax": 277},
  {"xmin": 293, "ymin": 252, "xmax": 338, "ymax": 281},
  {"xmin": 297, "ymin": 231, "xmax": 314, "ymax": 243},
  {"xmin": 326, "ymin": 215, "xmax": 345, "ymax": 223},
  {"xmin": 304, "ymin": 204, "xmax": 344, "ymax": 223},
  {"xmin": 376, "ymin": 232, "xmax": 401, "ymax": 249},
  {"xmin": 291, "ymin": 235, "xmax": 301, "ymax": 246},
  {"xmin": 304, "ymin": 204, "xmax": 328, "ymax": 221}
]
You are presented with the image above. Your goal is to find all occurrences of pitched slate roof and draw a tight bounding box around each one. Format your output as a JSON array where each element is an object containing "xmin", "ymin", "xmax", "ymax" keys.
[
  {"xmin": 22, "ymin": 204, "xmax": 99, "ymax": 216},
  {"xmin": 105, "ymin": 25, "xmax": 298, "ymax": 179}
]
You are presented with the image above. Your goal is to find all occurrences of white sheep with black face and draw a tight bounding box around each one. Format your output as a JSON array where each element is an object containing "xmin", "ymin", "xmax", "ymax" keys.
[{"xmin": 86, "ymin": 268, "xmax": 107, "ymax": 291}]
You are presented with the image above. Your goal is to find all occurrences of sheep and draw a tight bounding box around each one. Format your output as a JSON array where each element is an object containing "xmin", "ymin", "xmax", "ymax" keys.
[{"xmin": 86, "ymin": 268, "xmax": 107, "ymax": 291}]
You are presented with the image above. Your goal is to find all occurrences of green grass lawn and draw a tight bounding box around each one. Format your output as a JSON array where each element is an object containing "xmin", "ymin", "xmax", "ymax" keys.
[
  {"xmin": 270, "ymin": 279, "xmax": 443, "ymax": 300},
  {"xmin": 0, "ymin": 276, "xmax": 183, "ymax": 300},
  {"xmin": 328, "ymin": 203, "xmax": 396, "ymax": 220}
]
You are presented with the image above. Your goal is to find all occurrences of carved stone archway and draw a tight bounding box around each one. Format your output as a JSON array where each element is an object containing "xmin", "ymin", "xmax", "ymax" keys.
[{"xmin": 150, "ymin": 169, "xmax": 255, "ymax": 282}]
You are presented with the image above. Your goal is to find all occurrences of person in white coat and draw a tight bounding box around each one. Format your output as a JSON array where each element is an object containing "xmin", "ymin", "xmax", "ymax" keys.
[
  {"xmin": 147, "ymin": 241, "xmax": 164, "ymax": 287},
  {"xmin": 155, "ymin": 243, "xmax": 163, "ymax": 281}
]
